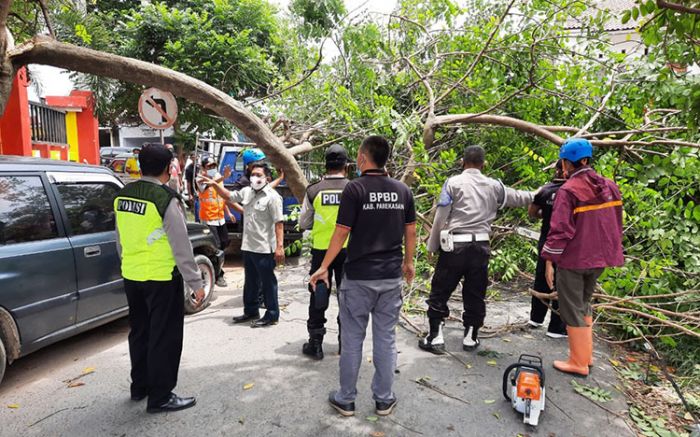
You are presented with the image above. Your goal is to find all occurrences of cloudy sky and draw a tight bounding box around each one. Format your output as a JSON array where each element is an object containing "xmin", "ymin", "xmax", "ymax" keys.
[{"xmin": 30, "ymin": 0, "xmax": 398, "ymax": 100}]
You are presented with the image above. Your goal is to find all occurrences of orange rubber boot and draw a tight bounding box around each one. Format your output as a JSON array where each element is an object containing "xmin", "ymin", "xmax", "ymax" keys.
[
  {"xmin": 553, "ymin": 326, "xmax": 590, "ymax": 377},
  {"xmin": 584, "ymin": 315, "xmax": 594, "ymax": 367}
]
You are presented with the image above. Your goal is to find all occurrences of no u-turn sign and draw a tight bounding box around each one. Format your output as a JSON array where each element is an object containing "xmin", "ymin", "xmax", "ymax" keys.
[{"xmin": 138, "ymin": 88, "xmax": 178, "ymax": 129}]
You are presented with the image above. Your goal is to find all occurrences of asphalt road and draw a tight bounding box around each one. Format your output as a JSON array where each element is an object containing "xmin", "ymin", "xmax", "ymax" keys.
[{"xmin": 0, "ymin": 257, "xmax": 633, "ymax": 437}]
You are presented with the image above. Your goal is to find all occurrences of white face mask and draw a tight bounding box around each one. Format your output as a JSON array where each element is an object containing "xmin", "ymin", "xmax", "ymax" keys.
[
  {"xmin": 206, "ymin": 169, "xmax": 217, "ymax": 178},
  {"xmin": 250, "ymin": 175, "xmax": 267, "ymax": 191}
]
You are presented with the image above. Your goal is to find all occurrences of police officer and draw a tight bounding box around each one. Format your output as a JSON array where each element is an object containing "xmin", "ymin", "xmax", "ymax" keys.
[
  {"xmin": 114, "ymin": 144, "xmax": 205, "ymax": 413},
  {"xmin": 419, "ymin": 145, "xmax": 534, "ymax": 354},
  {"xmin": 299, "ymin": 144, "xmax": 349, "ymax": 360},
  {"xmin": 527, "ymin": 159, "xmax": 567, "ymax": 338},
  {"xmin": 310, "ymin": 135, "xmax": 416, "ymax": 418}
]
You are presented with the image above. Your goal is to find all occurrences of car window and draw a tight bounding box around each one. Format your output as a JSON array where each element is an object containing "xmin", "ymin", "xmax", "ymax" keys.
[
  {"xmin": 56, "ymin": 183, "xmax": 119, "ymax": 235},
  {"xmin": 235, "ymin": 155, "xmax": 244, "ymax": 172},
  {"xmin": 0, "ymin": 175, "xmax": 58, "ymax": 245}
]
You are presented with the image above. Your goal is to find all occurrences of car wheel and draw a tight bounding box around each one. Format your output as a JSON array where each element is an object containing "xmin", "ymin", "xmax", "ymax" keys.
[
  {"xmin": 0, "ymin": 338, "xmax": 6, "ymax": 386},
  {"xmin": 184, "ymin": 254, "xmax": 215, "ymax": 314}
]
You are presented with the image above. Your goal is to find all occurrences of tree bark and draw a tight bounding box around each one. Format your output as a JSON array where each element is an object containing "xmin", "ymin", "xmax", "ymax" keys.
[
  {"xmin": 0, "ymin": 1, "xmax": 15, "ymax": 114},
  {"xmin": 9, "ymin": 36, "xmax": 309, "ymax": 199},
  {"xmin": 428, "ymin": 113, "xmax": 566, "ymax": 145}
]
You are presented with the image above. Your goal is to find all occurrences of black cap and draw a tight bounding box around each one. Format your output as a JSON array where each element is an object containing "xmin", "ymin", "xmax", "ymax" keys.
[
  {"xmin": 325, "ymin": 144, "xmax": 348, "ymax": 164},
  {"xmin": 201, "ymin": 156, "xmax": 216, "ymax": 167}
]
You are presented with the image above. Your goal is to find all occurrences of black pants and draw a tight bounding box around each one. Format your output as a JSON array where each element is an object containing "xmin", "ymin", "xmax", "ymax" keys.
[
  {"xmin": 207, "ymin": 224, "xmax": 230, "ymax": 252},
  {"xmin": 427, "ymin": 242, "xmax": 490, "ymax": 327},
  {"xmin": 307, "ymin": 248, "xmax": 346, "ymax": 338},
  {"xmin": 124, "ymin": 276, "xmax": 185, "ymax": 407},
  {"xmin": 242, "ymin": 251, "xmax": 279, "ymax": 321},
  {"xmin": 530, "ymin": 256, "xmax": 566, "ymax": 334},
  {"xmin": 207, "ymin": 224, "xmax": 229, "ymax": 280}
]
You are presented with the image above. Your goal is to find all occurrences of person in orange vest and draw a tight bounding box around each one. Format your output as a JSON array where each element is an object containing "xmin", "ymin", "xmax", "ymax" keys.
[{"xmin": 197, "ymin": 156, "xmax": 233, "ymax": 287}]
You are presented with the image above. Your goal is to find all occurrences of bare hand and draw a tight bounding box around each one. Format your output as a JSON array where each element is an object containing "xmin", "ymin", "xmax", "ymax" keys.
[
  {"xmin": 402, "ymin": 261, "xmax": 415, "ymax": 284},
  {"xmin": 545, "ymin": 261, "xmax": 555, "ymax": 291},
  {"xmin": 309, "ymin": 266, "xmax": 329, "ymax": 291},
  {"xmin": 197, "ymin": 175, "xmax": 214, "ymax": 186},
  {"xmin": 223, "ymin": 165, "xmax": 232, "ymax": 179},
  {"xmin": 193, "ymin": 288, "xmax": 206, "ymax": 306},
  {"xmin": 274, "ymin": 246, "xmax": 285, "ymax": 265}
]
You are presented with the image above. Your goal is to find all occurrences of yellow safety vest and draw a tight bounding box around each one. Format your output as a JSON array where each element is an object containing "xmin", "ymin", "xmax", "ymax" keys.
[{"xmin": 114, "ymin": 181, "xmax": 177, "ymax": 281}]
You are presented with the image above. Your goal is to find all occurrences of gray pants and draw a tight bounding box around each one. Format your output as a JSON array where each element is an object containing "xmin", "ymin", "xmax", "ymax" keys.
[
  {"xmin": 556, "ymin": 267, "xmax": 604, "ymax": 327},
  {"xmin": 335, "ymin": 276, "xmax": 402, "ymax": 404}
]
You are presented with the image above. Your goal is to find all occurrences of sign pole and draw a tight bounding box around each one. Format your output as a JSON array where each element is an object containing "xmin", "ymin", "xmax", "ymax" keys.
[{"xmin": 159, "ymin": 129, "xmax": 165, "ymax": 145}]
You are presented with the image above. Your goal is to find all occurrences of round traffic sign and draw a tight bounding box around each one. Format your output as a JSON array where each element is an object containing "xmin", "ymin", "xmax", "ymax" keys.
[{"xmin": 138, "ymin": 88, "xmax": 178, "ymax": 129}]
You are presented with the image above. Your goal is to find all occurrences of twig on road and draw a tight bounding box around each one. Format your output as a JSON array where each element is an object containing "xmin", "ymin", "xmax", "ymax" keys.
[
  {"xmin": 545, "ymin": 393, "xmax": 574, "ymax": 421},
  {"xmin": 386, "ymin": 417, "xmax": 424, "ymax": 435},
  {"xmin": 400, "ymin": 312, "xmax": 424, "ymax": 336},
  {"xmin": 413, "ymin": 377, "xmax": 470, "ymax": 405},
  {"xmin": 28, "ymin": 405, "xmax": 88, "ymax": 427}
]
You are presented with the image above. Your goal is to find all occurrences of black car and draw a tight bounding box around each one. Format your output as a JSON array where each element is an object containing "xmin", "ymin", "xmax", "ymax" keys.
[{"xmin": 0, "ymin": 157, "xmax": 224, "ymax": 385}]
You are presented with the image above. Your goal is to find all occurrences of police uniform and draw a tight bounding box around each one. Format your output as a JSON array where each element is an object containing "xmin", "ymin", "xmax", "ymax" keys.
[
  {"xmin": 529, "ymin": 178, "xmax": 566, "ymax": 335},
  {"xmin": 421, "ymin": 168, "xmax": 533, "ymax": 352},
  {"xmin": 299, "ymin": 174, "xmax": 348, "ymax": 356},
  {"xmin": 114, "ymin": 177, "xmax": 203, "ymax": 410}
]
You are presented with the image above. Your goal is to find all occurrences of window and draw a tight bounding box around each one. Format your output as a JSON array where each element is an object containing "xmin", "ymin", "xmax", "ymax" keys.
[
  {"xmin": 235, "ymin": 155, "xmax": 245, "ymax": 172},
  {"xmin": 0, "ymin": 175, "xmax": 58, "ymax": 245},
  {"xmin": 56, "ymin": 183, "xmax": 119, "ymax": 235}
]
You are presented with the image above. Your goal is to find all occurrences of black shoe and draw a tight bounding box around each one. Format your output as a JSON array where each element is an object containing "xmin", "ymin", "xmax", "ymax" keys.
[
  {"xmin": 328, "ymin": 391, "xmax": 354, "ymax": 417},
  {"xmin": 418, "ymin": 320, "xmax": 446, "ymax": 355},
  {"xmin": 376, "ymin": 398, "xmax": 398, "ymax": 416},
  {"xmin": 302, "ymin": 339, "xmax": 324, "ymax": 360},
  {"xmin": 146, "ymin": 394, "xmax": 196, "ymax": 414},
  {"xmin": 233, "ymin": 313, "xmax": 259, "ymax": 324},
  {"xmin": 251, "ymin": 318, "xmax": 278, "ymax": 328}
]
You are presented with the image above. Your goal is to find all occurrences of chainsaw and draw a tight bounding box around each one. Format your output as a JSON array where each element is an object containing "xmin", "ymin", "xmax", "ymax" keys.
[{"xmin": 502, "ymin": 354, "xmax": 546, "ymax": 426}]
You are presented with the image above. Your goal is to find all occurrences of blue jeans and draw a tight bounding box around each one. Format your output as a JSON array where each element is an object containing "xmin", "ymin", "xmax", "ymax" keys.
[{"xmin": 242, "ymin": 251, "xmax": 279, "ymax": 321}]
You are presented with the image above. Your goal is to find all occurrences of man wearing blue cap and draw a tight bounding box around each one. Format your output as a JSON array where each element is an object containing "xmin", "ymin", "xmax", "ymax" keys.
[{"xmin": 542, "ymin": 138, "xmax": 624, "ymax": 377}]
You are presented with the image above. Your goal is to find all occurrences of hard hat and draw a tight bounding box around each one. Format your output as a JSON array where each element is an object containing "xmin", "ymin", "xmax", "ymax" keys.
[
  {"xmin": 325, "ymin": 144, "xmax": 348, "ymax": 164},
  {"xmin": 559, "ymin": 138, "xmax": 593, "ymax": 162},
  {"xmin": 242, "ymin": 148, "xmax": 266, "ymax": 167}
]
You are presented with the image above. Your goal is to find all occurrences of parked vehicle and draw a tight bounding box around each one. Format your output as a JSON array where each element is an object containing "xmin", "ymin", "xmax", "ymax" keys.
[
  {"xmin": 0, "ymin": 156, "xmax": 224, "ymax": 385},
  {"xmin": 100, "ymin": 146, "xmax": 138, "ymax": 166},
  {"xmin": 106, "ymin": 152, "xmax": 138, "ymax": 184},
  {"xmin": 202, "ymin": 140, "xmax": 303, "ymax": 256}
]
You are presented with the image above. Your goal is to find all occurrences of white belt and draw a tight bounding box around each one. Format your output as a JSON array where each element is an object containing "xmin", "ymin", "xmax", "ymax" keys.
[{"xmin": 452, "ymin": 233, "xmax": 490, "ymax": 242}]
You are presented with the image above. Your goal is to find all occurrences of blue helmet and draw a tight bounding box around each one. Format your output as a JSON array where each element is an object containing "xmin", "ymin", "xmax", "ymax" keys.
[
  {"xmin": 242, "ymin": 148, "xmax": 266, "ymax": 167},
  {"xmin": 559, "ymin": 138, "xmax": 593, "ymax": 163}
]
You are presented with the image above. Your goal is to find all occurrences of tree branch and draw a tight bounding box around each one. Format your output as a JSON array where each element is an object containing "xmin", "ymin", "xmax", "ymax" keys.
[
  {"xmin": 432, "ymin": 0, "xmax": 516, "ymax": 107},
  {"xmin": 657, "ymin": 0, "xmax": 700, "ymax": 15},
  {"xmin": 9, "ymin": 36, "xmax": 309, "ymax": 199}
]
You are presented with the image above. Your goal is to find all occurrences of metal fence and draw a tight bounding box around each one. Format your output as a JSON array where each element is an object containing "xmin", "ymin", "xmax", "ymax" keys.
[{"xmin": 29, "ymin": 101, "xmax": 67, "ymax": 145}]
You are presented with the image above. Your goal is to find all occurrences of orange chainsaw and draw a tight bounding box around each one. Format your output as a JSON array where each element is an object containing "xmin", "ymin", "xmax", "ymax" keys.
[{"xmin": 503, "ymin": 354, "xmax": 546, "ymax": 426}]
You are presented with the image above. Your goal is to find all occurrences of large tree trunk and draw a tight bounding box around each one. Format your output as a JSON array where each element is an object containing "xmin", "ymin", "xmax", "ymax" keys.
[
  {"xmin": 8, "ymin": 36, "xmax": 309, "ymax": 199},
  {"xmin": 0, "ymin": 1, "xmax": 15, "ymax": 114}
]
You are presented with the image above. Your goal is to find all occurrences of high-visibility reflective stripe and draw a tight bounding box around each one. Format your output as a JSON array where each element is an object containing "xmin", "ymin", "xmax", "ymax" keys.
[{"xmin": 573, "ymin": 200, "xmax": 622, "ymax": 214}]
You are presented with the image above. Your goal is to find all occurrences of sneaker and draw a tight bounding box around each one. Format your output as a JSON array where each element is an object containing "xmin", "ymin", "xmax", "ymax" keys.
[
  {"xmin": 375, "ymin": 398, "xmax": 398, "ymax": 416},
  {"xmin": 418, "ymin": 322, "xmax": 446, "ymax": 355},
  {"xmin": 546, "ymin": 330, "xmax": 568, "ymax": 339},
  {"xmin": 215, "ymin": 277, "xmax": 227, "ymax": 287},
  {"xmin": 328, "ymin": 391, "xmax": 355, "ymax": 417},
  {"xmin": 463, "ymin": 326, "xmax": 480, "ymax": 351},
  {"xmin": 528, "ymin": 320, "xmax": 544, "ymax": 328}
]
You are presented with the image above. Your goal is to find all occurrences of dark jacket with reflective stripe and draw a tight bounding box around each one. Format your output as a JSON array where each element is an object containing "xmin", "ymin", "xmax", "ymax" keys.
[{"xmin": 541, "ymin": 167, "xmax": 624, "ymax": 269}]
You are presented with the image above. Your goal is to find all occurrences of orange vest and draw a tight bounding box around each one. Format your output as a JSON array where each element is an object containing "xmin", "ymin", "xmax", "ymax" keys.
[{"xmin": 198, "ymin": 187, "xmax": 225, "ymax": 222}]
